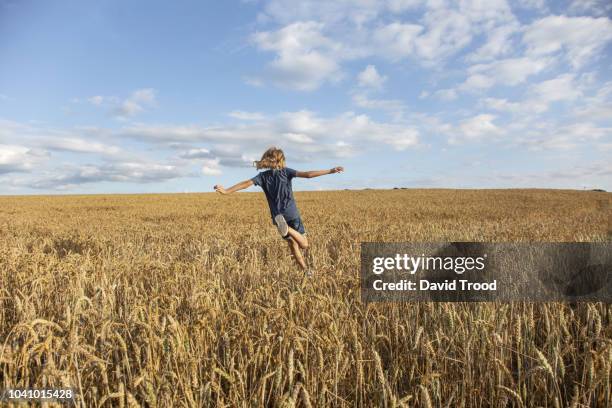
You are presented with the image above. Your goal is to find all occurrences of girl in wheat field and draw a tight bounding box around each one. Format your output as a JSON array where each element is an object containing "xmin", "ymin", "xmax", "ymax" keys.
[{"xmin": 214, "ymin": 147, "xmax": 344, "ymax": 276}]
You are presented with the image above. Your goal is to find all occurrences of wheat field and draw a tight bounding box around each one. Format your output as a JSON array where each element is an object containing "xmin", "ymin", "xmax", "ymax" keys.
[{"xmin": 0, "ymin": 189, "xmax": 610, "ymax": 407}]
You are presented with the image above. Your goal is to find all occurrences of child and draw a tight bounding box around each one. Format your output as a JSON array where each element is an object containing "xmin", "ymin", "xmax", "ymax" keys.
[{"xmin": 214, "ymin": 147, "xmax": 343, "ymax": 275}]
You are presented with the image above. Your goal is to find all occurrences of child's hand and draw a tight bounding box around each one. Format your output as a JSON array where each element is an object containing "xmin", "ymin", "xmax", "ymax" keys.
[
  {"xmin": 214, "ymin": 185, "xmax": 227, "ymax": 194},
  {"xmin": 330, "ymin": 166, "xmax": 344, "ymax": 174}
]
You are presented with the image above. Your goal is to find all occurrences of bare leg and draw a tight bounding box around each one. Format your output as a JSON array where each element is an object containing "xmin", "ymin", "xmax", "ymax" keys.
[
  {"xmin": 285, "ymin": 227, "xmax": 308, "ymax": 250},
  {"xmin": 286, "ymin": 237, "xmax": 307, "ymax": 270}
]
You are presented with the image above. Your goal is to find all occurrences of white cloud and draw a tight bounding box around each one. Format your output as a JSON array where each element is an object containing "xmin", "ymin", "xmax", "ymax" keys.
[
  {"xmin": 480, "ymin": 97, "xmax": 547, "ymax": 114},
  {"xmin": 131, "ymin": 88, "xmax": 156, "ymax": 104},
  {"xmin": 113, "ymin": 88, "xmax": 157, "ymax": 119},
  {"xmin": 201, "ymin": 158, "xmax": 222, "ymax": 176},
  {"xmin": 259, "ymin": 0, "xmax": 423, "ymax": 26},
  {"xmin": 250, "ymin": 0, "xmax": 523, "ymax": 90},
  {"xmin": 279, "ymin": 110, "xmax": 323, "ymax": 134},
  {"xmin": 214, "ymin": 150, "xmax": 257, "ymax": 168},
  {"xmin": 283, "ymin": 132, "xmax": 314, "ymax": 143},
  {"xmin": 451, "ymin": 114, "xmax": 503, "ymax": 143},
  {"xmin": 251, "ymin": 22, "xmax": 343, "ymax": 91},
  {"xmin": 547, "ymin": 162, "xmax": 612, "ymax": 180},
  {"xmin": 461, "ymin": 56, "xmax": 550, "ymax": 91},
  {"xmin": 412, "ymin": 0, "xmax": 516, "ymax": 62},
  {"xmin": 385, "ymin": 127, "xmax": 419, "ymax": 150},
  {"xmin": 568, "ymin": 0, "xmax": 612, "ymax": 17},
  {"xmin": 43, "ymin": 137, "xmax": 122, "ymax": 155},
  {"xmin": 414, "ymin": 8, "xmax": 472, "ymax": 61},
  {"xmin": 486, "ymin": 161, "xmax": 611, "ymax": 189},
  {"xmin": 432, "ymin": 88, "xmax": 458, "ymax": 101},
  {"xmin": 516, "ymin": 122, "xmax": 612, "ymax": 150},
  {"xmin": 573, "ymin": 80, "xmax": 612, "ymax": 121},
  {"xmin": 24, "ymin": 161, "xmax": 183, "ymax": 190},
  {"xmin": 88, "ymin": 95, "xmax": 104, "ymax": 106},
  {"xmin": 87, "ymin": 89, "xmax": 157, "ymax": 119},
  {"xmin": 357, "ymin": 65, "xmax": 387, "ymax": 89},
  {"xmin": 253, "ymin": 21, "xmax": 335, "ymax": 53},
  {"xmin": 249, "ymin": 0, "xmax": 612, "ymax": 126},
  {"xmin": 467, "ymin": 23, "xmax": 519, "ymax": 62},
  {"xmin": 351, "ymin": 93, "xmax": 406, "ymax": 116},
  {"xmin": 373, "ymin": 23, "xmax": 424, "ymax": 60},
  {"xmin": 0, "ymin": 145, "xmax": 46, "ymax": 174},
  {"xmin": 481, "ymin": 97, "xmax": 523, "ymax": 112},
  {"xmin": 529, "ymin": 73, "xmax": 582, "ymax": 103},
  {"xmin": 480, "ymin": 73, "xmax": 585, "ymax": 115},
  {"xmin": 456, "ymin": 0, "xmax": 516, "ymax": 27},
  {"xmin": 247, "ymin": 0, "xmax": 578, "ymax": 107},
  {"xmin": 432, "ymin": 51, "xmax": 558, "ymax": 101},
  {"xmin": 122, "ymin": 124, "xmax": 217, "ymax": 143},
  {"xmin": 179, "ymin": 148, "xmax": 211, "ymax": 159},
  {"xmin": 279, "ymin": 110, "xmax": 420, "ymax": 150},
  {"xmin": 121, "ymin": 110, "xmax": 420, "ymax": 155},
  {"xmin": 0, "ymin": 119, "xmax": 122, "ymax": 156},
  {"xmin": 574, "ymin": 102, "xmax": 612, "ymax": 121},
  {"xmin": 177, "ymin": 145, "xmax": 255, "ymax": 168},
  {"xmin": 460, "ymin": 73, "xmax": 496, "ymax": 90},
  {"xmin": 523, "ymin": 15, "xmax": 612, "ymax": 68}
]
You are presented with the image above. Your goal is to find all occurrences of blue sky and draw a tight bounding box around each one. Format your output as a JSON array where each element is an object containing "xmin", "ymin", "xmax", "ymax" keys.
[{"xmin": 1, "ymin": 0, "xmax": 611, "ymax": 194}]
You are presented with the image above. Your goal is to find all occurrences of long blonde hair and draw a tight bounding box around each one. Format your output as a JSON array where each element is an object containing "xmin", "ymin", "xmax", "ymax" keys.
[{"xmin": 254, "ymin": 147, "xmax": 286, "ymax": 170}]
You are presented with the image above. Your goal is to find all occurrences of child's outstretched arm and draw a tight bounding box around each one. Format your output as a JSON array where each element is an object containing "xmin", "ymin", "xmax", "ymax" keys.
[
  {"xmin": 214, "ymin": 179, "xmax": 254, "ymax": 195},
  {"xmin": 296, "ymin": 166, "xmax": 344, "ymax": 178}
]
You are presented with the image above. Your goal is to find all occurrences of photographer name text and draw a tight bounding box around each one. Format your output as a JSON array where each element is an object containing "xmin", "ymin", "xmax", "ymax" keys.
[{"xmin": 372, "ymin": 279, "xmax": 497, "ymax": 291}]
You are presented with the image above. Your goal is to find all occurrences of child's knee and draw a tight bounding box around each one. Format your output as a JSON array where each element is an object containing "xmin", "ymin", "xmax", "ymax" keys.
[
  {"xmin": 300, "ymin": 238, "xmax": 309, "ymax": 250},
  {"xmin": 286, "ymin": 237, "xmax": 299, "ymax": 249}
]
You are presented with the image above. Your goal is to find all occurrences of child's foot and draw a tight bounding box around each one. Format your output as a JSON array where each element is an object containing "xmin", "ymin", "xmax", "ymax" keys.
[
  {"xmin": 304, "ymin": 268, "xmax": 313, "ymax": 277},
  {"xmin": 274, "ymin": 214, "xmax": 289, "ymax": 237}
]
